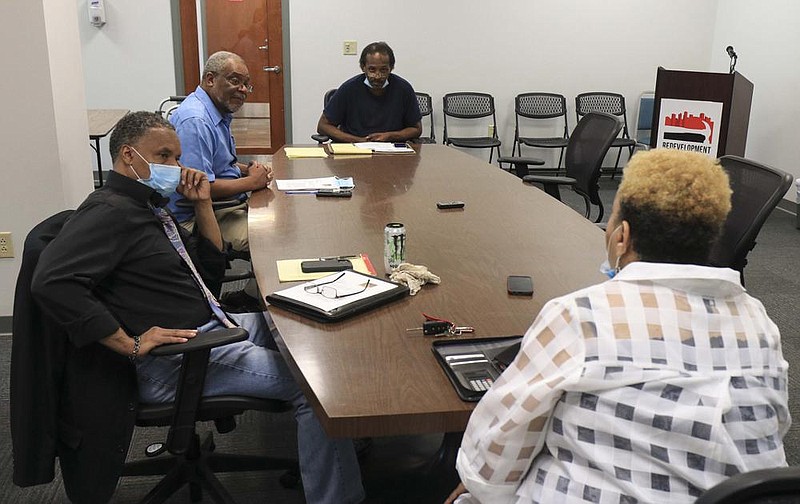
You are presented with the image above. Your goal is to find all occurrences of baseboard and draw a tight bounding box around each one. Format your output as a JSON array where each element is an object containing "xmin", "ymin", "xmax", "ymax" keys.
[
  {"xmin": 777, "ymin": 198, "xmax": 796, "ymax": 215},
  {"xmin": 0, "ymin": 316, "xmax": 11, "ymax": 334}
]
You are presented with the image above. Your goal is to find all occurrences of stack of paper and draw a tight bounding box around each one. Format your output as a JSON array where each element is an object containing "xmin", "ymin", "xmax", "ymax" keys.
[
  {"xmin": 284, "ymin": 147, "xmax": 328, "ymax": 158},
  {"xmin": 275, "ymin": 176, "xmax": 355, "ymax": 192},
  {"xmin": 329, "ymin": 143, "xmax": 373, "ymax": 155},
  {"xmin": 354, "ymin": 142, "xmax": 415, "ymax": 154}
]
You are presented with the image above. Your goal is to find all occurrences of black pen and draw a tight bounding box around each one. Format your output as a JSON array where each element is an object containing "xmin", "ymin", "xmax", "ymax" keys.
[{"xmin": 318, "ymin": 254, "xmax": 360, "ymax": 261}]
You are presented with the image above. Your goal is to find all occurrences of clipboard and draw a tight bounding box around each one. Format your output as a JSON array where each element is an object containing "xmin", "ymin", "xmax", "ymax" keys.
[
  {"xmin": 265, "ymin": 270, "xmax": 409, "ymax": 322},
  {"xmin": 432, "ymin": 336, "xmax": 523, "ymax": 401}
]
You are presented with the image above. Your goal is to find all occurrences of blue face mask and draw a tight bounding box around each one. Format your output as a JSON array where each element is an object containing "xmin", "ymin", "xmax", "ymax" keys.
[
  {"xmin": 129, "ymin": 147, "xmax": 181, "ymax": 197},
  {"xmin": 599, "ymin": 225, "xmax": 623, "ymax": 279}
]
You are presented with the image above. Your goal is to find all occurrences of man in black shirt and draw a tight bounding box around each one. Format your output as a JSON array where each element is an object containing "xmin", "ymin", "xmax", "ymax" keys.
[
  {"xmin": 31, "ymin": 111, "xmax": 364, "ymax": 504},
  {"xmin": 316, "ymin": 41, "xmax": 422, "ymax": 142}
]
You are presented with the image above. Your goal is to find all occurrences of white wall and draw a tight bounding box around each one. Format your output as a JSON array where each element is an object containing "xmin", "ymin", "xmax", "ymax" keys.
[
  {"xmin": 0, "ymin": 0, "xmax": 91, "ymax": 317},
  {"xmin": 77, "ymin": 0, "xmax": 177, "ymax": 178},
  {"xmin": 711, "ymin": 0, "xmax": 800, "ymax": 191},
  {"xmin": 289, "ymin": 0, "xmax": 720, "ymax": 166},
  {"xmin": 6, "ymin": 0, "xmax": 799, "ymax": 318}
]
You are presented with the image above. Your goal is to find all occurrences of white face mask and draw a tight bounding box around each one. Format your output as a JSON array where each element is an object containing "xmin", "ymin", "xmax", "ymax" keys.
[
  {"xmin": 599, "ymin": 225, "xmax": 623, "ymax": 279},
  {"xmin": 363, "ymin": 76, "xmax": 389, "ymax": 89}
]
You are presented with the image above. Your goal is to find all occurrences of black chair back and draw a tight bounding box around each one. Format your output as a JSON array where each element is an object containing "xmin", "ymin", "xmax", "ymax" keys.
[
  {"xmin": 443, "ymin": 92, "xmax": 496, "ymax": 119},
  {"xmin": 415, "ymin": 92, "xmax": 435, "ymax": 143},
  {"xmin": 311, "ymin": 88, "xmax": 339, "ymax": 144},
  {"xmin": 695, "ymin": 466, "xmax": 800, "ymax": 503},
  {"xmin": 565, "ymin": 112, "xmax": 622, "ymax": 206},
  {"xmin": 517, "ymin": 92, "xmax": 568, "ymax": 120},
  {"xmin": 708, "ymin": 155, "xmax": 793, "ymax": 281}
]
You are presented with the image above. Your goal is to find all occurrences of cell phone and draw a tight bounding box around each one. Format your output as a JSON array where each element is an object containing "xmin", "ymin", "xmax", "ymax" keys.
[
  {"xmin": 300, "ymin": 259, "xmax": 354, "ymax": 273},
  {"xmin": 437, "ymin": 200, "xmax": 465, "ymax": 209},
  {"xmin": 507, "ymin": 275, "xmax": 534, "ymax": 296},
  {"xmin": 316, "ymin": 189, "xmax": 352, "ymax": 198},
  {"xmin": 394, "ymin": 142, "xmax": 409, "ymax": 148}
]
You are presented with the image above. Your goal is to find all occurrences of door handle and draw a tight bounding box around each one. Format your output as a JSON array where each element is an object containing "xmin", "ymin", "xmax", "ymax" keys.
[
  {"xmin": 263, "ymin": 65, "xmax": 281, "ymax": 74},
  {"xmin": 258, "ymin": 44, "xmax": 268, "ymax": 51}
]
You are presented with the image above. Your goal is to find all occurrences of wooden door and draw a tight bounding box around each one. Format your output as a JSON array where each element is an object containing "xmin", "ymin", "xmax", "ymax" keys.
[{"xmin": 179, "ymin": 0, "xmax": 285, "ymax": 154}]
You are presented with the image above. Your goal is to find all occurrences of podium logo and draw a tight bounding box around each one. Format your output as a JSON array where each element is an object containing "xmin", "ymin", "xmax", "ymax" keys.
[
  {"xmin": 663, "ymin": 112, "xmax": 715, "ymax": 144},
  {"xmin": 656, "ymin": 99, "xmax": 722, "ymax": 158}
]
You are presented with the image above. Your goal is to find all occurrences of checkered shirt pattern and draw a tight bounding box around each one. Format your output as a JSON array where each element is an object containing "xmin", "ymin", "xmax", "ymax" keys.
[{"xmin": 456, "ymin": 263, "xmax": 790, "ymax": 504}]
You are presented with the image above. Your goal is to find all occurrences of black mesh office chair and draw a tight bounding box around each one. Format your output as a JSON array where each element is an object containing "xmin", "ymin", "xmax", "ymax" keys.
[
  {"xmin": 415, "ymin": 92, "xmax": 436, "ymax": 143},
  {"xmin": 11, "ymin": 211, "xmax": 297, "ymax": 504},
  {"xmin": 575, "ymin": 92, "xmax": 636, "ymax": 178},
  {"xmin": 443, "ymin": 92, "xmax": 502, "ymax": 163},
  {"xmin": 707, "ymin": 155, "xmax": 793, "ymax": 285},
  {"xmin": 311, "ymin": 88, "xmax": 338, "ymax": 144},
  {"xmin": 522, "ymin": 112, "xmax": 622, "ymax": 222},
  {"xmin": 694, "ymin": 466, "xmax": 800, "ymax": 504}
]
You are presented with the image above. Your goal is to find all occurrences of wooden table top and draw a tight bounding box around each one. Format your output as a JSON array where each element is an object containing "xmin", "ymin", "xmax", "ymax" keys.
[
  {"xmin": 248, "ymin": 144, "xmax": 606, "ymax": 438},
  {"xmin": 87, "ymin": 109, "xmax": 129, "ymax": 138}
]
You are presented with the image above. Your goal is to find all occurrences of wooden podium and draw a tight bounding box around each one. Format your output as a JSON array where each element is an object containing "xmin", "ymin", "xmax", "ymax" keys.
[{"xmin": 651, "ymin": 67, "xmax": 753, "ymax": 157}]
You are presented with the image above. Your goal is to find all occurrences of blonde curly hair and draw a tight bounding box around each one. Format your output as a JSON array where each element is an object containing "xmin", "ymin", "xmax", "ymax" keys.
[{"xmin": 616, "ymin": 149, "xmax": 732, "ymax": 263}]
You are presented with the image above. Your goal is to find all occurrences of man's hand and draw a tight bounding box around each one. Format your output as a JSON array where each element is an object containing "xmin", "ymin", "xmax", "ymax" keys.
[
  {"xmin": 444, "ymin": 482, "xmax": 467, "ymax": 504},
  {"xmin": 138, "ymin": 326, "xmax": 198, "ymax": 356},
  {"xmin": 176, "ymin": 166, "xmax": 211, "ymax": 202},
  {"xmin": 365, "ymin": 132, "xmax": 393, "ymax": 142},
  {"xmin": 243, "ymin": 161, "xmax": 272, "ymax": 190}
]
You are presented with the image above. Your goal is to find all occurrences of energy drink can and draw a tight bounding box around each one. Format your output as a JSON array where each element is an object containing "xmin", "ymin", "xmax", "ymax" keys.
[{"xmin": 384, "ymin": 222, "xmax": 406, "ymax": 271}]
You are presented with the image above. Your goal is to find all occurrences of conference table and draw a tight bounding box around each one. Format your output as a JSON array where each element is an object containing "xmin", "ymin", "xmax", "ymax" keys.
[{"xmin": 248, "ymin": 144, "xmax": 605, "ymax": 440}]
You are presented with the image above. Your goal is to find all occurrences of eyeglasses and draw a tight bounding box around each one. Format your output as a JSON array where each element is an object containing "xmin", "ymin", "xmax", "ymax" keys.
[
  {"xmin": 303, "ymin": 272, "xmax": 371, "ymax": 299},
  {"xmin": 222, "ymin": 73, "xmax": 254, "ymax": 93}
]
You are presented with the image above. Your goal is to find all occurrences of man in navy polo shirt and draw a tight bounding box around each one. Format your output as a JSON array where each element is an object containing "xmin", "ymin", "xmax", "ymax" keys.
[{"xmin": 317, "ymin": 41, "xmax": 422, "ymax": 143}]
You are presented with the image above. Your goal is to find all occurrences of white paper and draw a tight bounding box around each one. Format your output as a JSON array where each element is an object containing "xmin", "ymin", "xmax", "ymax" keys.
[
  {"xmin": 354, "ymin": 142, "xmax": 415, "ymax": 153},
  {"xmin": 275, "ymin": 176, "xmax": 354, "ymax": 191},
  {"xmin": 271, "ymin": 270, "xmax": 398, "ymax": 313}
]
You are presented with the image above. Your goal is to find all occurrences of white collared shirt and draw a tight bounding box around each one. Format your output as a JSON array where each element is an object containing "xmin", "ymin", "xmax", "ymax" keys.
[{"xmin": 457, "ymin": 262, "xmax": 790, "ymax": 504}]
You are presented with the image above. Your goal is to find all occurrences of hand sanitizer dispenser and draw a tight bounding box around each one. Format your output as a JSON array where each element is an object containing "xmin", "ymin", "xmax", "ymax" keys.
[{"xmin": 89, "ymin": 0, "xmax": 106, "ymax": 27}]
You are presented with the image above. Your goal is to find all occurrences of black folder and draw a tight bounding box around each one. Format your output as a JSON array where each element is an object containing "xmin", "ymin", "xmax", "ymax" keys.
[
  {"xmin": 265, "ymin": 270, "xmax": 409, "ymax": 323},
  {"xmin": 432, "ymin": 336, "xmax": 523, "ymax": 401}
]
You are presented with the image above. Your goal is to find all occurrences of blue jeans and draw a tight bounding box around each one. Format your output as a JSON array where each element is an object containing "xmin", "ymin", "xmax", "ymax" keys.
[{"xmin": 135, "ymin": 311, "xmax": 365, "ymax": 504}]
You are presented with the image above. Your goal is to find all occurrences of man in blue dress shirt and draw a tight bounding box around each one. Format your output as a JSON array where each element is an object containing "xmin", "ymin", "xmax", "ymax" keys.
[{"xmin": 168, "ymin": 51, "xmax": 272, "ymax": 253}]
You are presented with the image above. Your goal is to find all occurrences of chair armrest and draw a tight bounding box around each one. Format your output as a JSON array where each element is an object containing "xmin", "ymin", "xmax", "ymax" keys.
[
  {"xmin": 150, "ymin": 327, "xmax": 248, "ymax": 356},
  {"xmin": 175, "ymin": 198, "xmax": 244, "ymax": 210},
  {"xmin": 311, "ymin": 133, "xmax": 330, "ymax": 144},
  {"xmin": 155, "ymin": 326, "xmax": 248, "ymax": 455},
  {"xmin": 522, "ymin": 175, "xmax": 576, "ymax": 186}
]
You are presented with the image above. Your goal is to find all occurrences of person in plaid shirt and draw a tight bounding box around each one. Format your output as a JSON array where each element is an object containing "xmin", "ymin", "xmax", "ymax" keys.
[{"xmin": 447, "ymin": 149, "xmax": 790, "ymax": 504}]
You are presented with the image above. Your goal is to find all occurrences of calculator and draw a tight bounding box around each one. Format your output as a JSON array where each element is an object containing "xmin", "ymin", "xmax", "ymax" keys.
[{"xmin": 432, "ymin": 336, "xmax": 523, "ymax": 401}]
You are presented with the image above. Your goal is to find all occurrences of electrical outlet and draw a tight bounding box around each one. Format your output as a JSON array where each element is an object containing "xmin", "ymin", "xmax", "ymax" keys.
[
  {"xmin": 343, "ymin": 40, "xmax": 357, "ymax": 56},
  {"xmin": 488, "ymin": 124, "xmax": 496, "ymax": 137},
  {"xmin": 0, "ymin": 232, "xmax": 13, "ymax": 258}
]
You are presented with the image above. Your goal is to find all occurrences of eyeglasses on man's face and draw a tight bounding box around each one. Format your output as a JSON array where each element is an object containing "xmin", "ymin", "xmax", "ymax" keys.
[
  {"xmin": 303, "ymin": 272, "xmax": 371, "ymax": 299},
  {"xmin": 221, "ymin": 73, "xmax": 254, "ymax": 93}
]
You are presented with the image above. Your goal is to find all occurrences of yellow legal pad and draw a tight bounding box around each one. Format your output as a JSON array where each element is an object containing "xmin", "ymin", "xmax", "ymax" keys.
[
  {"xmin": 329, "ymin": 143, "xmax": 373, "ymax": 155},
  {"xmin": 284, "ymin": 147, "xmax": 329, "ymax": 158},
  {"xmin": 276, "ymin": 254, "xmax": 378, "ymax": 282}
]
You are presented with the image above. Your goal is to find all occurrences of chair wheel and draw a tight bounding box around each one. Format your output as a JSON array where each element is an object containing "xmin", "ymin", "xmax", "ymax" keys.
[
  {"xmin": 145, "ymin": 442, "xmax": 166, "ymax": 457},
  {"xmin": 279, "ymin": 468, "xmax": 301, "ymax": 489}
]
